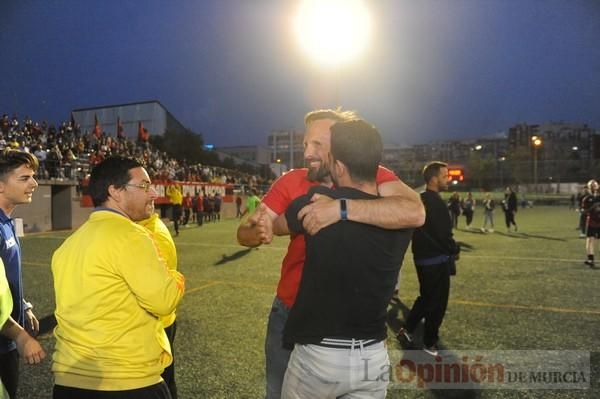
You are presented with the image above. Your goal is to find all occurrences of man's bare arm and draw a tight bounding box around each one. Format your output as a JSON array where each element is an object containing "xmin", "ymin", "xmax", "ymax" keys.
[
  {"xmin": 237, "ymin": 204, "xmax": 278, "ymax": 247},
  {"xmin": 272, "ymin": 214, "xmax": 290, "ymax": 236},
  {"xmin": 1, "ymin": 316, "xmax": 46, "ymax": 364},
  {"xmin": 298, "ymin": 179, "xmax": 425, "ymax": 235}
]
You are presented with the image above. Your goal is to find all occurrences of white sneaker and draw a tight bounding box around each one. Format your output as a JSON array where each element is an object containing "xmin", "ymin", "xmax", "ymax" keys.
[
  {"xmin": 423, "ymin": 345, "xmax": 439, "ymax": 356},
  {"xmin": 397, "ymin": 328, "xmax": 413, "ymax": 343}
]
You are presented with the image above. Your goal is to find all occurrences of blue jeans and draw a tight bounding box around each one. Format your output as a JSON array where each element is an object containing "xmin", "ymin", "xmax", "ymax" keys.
[{"xmin": 265, "ymin": 296, "xmax": 292, "ymax": 399}]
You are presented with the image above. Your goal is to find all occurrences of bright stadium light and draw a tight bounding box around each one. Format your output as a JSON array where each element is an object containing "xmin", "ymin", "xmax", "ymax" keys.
[{"xmin": 294, "ymin": 0, "xmax": 371, "ymax": 68}]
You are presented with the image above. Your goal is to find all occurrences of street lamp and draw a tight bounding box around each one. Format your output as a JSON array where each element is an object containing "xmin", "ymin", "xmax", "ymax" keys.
[
  {"xmin": 531, "ymin": 135, "xmax": 543, "ymax": 192},
  {"xmin": 471, "ymin": 144, "xmax": 483, "ymax": 189},
  {"xmin": 498, "ymin": 156, "xmax": 506, "ymax": 188}
]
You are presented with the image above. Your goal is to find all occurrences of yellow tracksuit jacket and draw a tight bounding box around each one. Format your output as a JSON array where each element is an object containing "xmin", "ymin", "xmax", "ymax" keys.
[{"xmin": 51, "ymin": 210, "xmax": 185, "ymax": 391}]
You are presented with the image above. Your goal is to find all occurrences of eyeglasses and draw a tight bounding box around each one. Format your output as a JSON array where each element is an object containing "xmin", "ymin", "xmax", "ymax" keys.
[{"xmin": 124, "ymin": 182, "xmax": 152, "ymax": 192}]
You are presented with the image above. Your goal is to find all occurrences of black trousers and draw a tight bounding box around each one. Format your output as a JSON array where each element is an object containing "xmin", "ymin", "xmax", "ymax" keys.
[
  {"xmin": 0, "ymin": 349, "xmax": 18, "ymax": 399},
  {"xmin": 172, "ymin": 205, "xmax": 182, "ymax": 234},
  {"xmin": 53, "ymin": 382, "xmax": 171, "ymax": 399},
  {"xmin": 463, "ymin": 210, "xmax": 474, "ymax": 226},
  {"xmin": 405, "ymin": 263, "xmax": 451, "ymax": 347},
  {"xmin": 162, "ymin": 322, "xmax": 177, "ymax": 399},
  {"xmin": 504, "ymin": 210, "xmax": 517, "ymax": 228}
]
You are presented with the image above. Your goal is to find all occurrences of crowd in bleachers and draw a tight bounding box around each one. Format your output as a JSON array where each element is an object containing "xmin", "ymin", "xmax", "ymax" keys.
[{"xmin": 0, "ymin": 113, "xmax": 272, "ymax": 190}]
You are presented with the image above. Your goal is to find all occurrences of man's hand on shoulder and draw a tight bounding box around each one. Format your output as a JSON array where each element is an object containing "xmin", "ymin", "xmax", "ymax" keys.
[{"xmin": 297, "ymin": 193, "xmax": 339, "ymax": 235}]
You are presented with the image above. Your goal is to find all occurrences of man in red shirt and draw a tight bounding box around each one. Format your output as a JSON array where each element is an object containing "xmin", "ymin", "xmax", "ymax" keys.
[{"xmin": 237, "ymin": 109, "xmax": 425, "ymax": 399}]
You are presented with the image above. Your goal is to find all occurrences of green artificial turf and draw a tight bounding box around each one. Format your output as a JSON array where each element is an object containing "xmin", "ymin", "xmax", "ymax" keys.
[{"xmin": 16, "ymin": 206, "xmax": 600, "ymax": 398}]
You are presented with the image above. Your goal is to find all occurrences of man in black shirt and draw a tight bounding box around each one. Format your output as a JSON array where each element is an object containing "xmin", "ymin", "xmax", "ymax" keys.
[
  {"xmin": 281, "ymin": 120, "xmax": 412, "ymax": 399},
  {"xmin": 399, "ymin": 161, "xmax": 459, "ymax": 357}
]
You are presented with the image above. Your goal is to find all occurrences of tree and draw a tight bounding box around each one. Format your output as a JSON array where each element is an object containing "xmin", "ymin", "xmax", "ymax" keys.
[
  {"xmin": 506, "ymin": 146, "xmax": 532, "ymax": 185},
  {"xmin": 467, "ymin": 151, "xmax": 496, "ymax": 190},
  {"xmin": 150, "ymin": 128, "xmax": 206, "ymax": 164}
]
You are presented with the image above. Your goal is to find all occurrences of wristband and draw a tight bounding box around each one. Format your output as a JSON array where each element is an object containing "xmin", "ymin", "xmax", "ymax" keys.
[{"xmin": 340, "ymin": 199, "xmax": 348, "ymax": 221}]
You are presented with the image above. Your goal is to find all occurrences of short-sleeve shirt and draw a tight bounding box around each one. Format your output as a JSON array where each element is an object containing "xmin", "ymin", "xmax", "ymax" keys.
[{"xmin": 262, "ymin": 166, "xmax": 398, "ymax": 308}]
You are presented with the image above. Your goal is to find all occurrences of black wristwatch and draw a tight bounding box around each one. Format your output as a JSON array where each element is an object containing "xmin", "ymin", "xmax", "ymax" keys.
[{"xmin": 340, "ymin": 198, "xmax": 348, "ymax": 221}]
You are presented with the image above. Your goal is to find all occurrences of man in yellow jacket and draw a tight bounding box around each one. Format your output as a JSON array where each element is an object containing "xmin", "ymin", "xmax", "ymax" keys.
[{"xmin": 51, "ymin": 156, "xmax": 185, "ymax": 399}]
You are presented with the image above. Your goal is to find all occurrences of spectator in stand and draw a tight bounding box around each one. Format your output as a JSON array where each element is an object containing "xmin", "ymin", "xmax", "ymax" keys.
[
  {"xmin": 182, "ymin": 192, "xmax": 192, "ymax": 226},
  {"xmin": 447, "ymin": 192, "xmax": 461, "ymax": 229},
  {"xmin": 46, "ymin": 144, "xmax": 63, "ymax": 179},
  {"xmin": 33, "ymin": 146, "xmax": 48, "ymax": 179}
]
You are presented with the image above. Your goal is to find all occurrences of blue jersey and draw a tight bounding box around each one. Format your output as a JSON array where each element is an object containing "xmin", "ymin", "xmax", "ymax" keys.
[{"xmin": 0, "ymin": 209, "xmax": 23, "ymax": 353}]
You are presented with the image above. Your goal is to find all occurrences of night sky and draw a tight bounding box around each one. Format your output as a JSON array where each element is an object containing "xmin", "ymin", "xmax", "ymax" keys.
[{"xmin": 1, "ymin": 1, "xmax": 599, "ymax": 147}]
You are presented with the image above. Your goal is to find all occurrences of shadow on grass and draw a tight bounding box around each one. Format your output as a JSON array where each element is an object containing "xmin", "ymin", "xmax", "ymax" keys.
[
  {"xmin": 387, "ymin": 299, "xmax": 482, "ymax": 398},
  {"xmin": 494, "ymin": 231, "xmax": 567, "ymax": 241},
  {"xmin": 214, "ymin": 248, "xmax": 254, "ymax": 266},
  {"xmin": 456, "ymin": 241, "xmax": 474, "ymax": 253},
  {"xmin": 518, "ymin": 232, "xmax": 566, "ymax": 242},
  {"xmin": 457, "ymin": 228, "xmax": 486, "ymax": 236}
]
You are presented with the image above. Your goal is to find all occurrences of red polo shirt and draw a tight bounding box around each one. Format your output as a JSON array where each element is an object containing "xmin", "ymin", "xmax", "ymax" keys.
[{"xmin": 262, "ymin": 166, "xmax": 398, "ymax": 308}]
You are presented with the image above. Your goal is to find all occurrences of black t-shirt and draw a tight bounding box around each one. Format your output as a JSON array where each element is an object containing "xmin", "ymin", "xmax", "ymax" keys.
[
  {"xmin": 582, "ymin": 193, "xmax": 600, "ymax": 228},
  {"xmin": 412, "ymin": 190, "xmax": 458, "ymax": 259},
  {"xmin": 283, "ymin": 185, "xmax": 413, "ymax": 344}
]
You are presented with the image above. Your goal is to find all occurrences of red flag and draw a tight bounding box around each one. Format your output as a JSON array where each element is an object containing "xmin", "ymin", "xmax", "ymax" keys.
[
  {"xmin": 138, "ymin": 121, "xmax": 150, "ymax": 142},
  {"xmin": 93, "ymin": 113, "xmax": 102, "ymax": 139},
  {"xmin": 117, "ymin": 117, "xmax": 125, "ymax": 138}
]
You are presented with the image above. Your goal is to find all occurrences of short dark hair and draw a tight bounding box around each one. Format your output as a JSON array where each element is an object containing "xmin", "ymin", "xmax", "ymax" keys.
[
  {"xmin": 330, "ymin": 119, "xmax": 382, "ymax": 182},
  {"xmin": 0, "ymin": 149, "xmax": 39, "ymax": 181},
  {"xmin": 304, "ymin": 108, "xmax": 359, "ymax": 127},
  {"xmin": 422, "ymin": 161, "xmax": 447, "ymax": 183},
  {"xmin": 89, "ymin": 156, "xmax": 143, "ymax": 207}
]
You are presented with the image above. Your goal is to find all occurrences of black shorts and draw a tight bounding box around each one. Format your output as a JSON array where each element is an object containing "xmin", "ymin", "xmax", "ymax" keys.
[{"xmin": 587, "ymin": 226, "xmax": 600, "ymax": 238}]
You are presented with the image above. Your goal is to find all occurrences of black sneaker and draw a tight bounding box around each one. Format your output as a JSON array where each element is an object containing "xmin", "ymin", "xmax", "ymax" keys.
[
  {"xmin": 584, "ymin": 260, "xmax": 595, "ymax": 268},
  {"xmin": 397, "ymin": 328, "xmax": 413, "ymax": 343}
]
